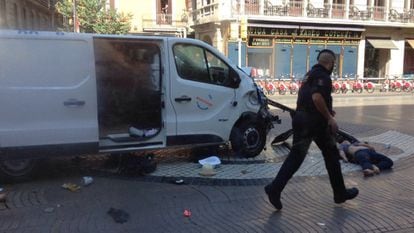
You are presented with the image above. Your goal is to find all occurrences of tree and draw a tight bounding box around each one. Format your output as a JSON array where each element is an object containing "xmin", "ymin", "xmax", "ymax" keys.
[{"xmin": 56, "ymin": 0, "xmax": 132, "ymax": 34}]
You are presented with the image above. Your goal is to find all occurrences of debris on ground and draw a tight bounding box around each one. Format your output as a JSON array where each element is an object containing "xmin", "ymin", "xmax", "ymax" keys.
[
  {"xmin": 183, "ymin": 209, "xmax": 192, "ymax": 217},
  {"xmin": 61, "ymin": 183, "xmax": 81, "ymax": 192},
  {"xmin": 81, "ymin": 176, "xmax": 93, "ymax": 186},
  {"xmin": 44, "ymin": 207, "xmax": 55, "ymax": 213},
  {"xmin": 199, "ymin": 164, "xmax": 217, "ymax": 176},
  {"xmin": 107, "ymin": 207, "xmax": 130, "ymax": 223},
  {"xmin": 172, "ymin": 179, "xmax": 185, "ymax": 185},
  {"xmin": 198, "ymin": 156, "xmax": 221, "ymax": 167}
]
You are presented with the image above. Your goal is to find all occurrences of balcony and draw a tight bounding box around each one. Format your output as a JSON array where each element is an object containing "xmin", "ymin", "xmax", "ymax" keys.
[
  {"xmin": 141, "ymin": 13, "xmax": 188, "ymax": 36},
  {"xmin": 193, "ymin": 0, "xmax": 414, "ymax": 26}
]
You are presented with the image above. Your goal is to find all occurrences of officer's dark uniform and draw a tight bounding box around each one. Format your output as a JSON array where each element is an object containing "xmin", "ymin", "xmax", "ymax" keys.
[{"xmin": 269, "ymin": 63, "xmax": 348, "ymax": 202}]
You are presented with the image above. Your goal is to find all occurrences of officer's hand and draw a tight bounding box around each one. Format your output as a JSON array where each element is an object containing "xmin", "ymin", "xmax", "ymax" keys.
[{"xmin": 328, "ymin": 117, "xmax": 338, "ymax": 135}]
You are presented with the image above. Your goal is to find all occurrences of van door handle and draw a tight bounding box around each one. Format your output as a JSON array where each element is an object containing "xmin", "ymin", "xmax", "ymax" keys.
[
  {"xmin": 64, "ymin": 99, "xmax": 85, "ymax": 107},
  {"xmin": 174, "ymin": 96, "xmax": 192, "ymax": 102}
]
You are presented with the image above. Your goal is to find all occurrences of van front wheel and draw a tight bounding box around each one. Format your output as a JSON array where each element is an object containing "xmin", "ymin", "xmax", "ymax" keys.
[
  {"xmin": 231, "ymin": 120, "xmax": 266, "ymax": 158},
  {"xmin": 0, "ymin": 159, "xmax": 38, "ymax": 183}
]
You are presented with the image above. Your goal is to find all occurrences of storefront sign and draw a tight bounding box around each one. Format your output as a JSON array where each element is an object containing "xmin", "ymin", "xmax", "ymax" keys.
[
  {"xmin": 249, "ymin": 37, "xmax": 273, "ymax": 47},
  {"xmin": 248, "ymin": 27, "xmax": 361, "ymax": 39}
]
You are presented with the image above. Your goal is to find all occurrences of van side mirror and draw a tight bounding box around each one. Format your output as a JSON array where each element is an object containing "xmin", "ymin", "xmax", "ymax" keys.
[{"xmin": 229, "ymin": 68, "xmax": 241, "ymax": 88}]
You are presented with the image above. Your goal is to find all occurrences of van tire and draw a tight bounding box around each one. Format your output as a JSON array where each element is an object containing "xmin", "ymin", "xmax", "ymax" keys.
[
  {"xmin": 231, "ymin": 120, "xmax": 266, "ymax": 158},
  {"xmin": 0, "ymin": 159, "xmax": 38, "ymax": 183}
]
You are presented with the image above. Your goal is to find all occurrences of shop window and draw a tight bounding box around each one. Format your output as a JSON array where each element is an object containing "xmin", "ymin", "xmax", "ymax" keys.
[
  {"xmin": 342, "ymin": 46, "xmax": 358, "ymax": 77},
  {"xmin": 404, "ymin": 41, "xmax": 414, "ymax": 75},
  {"xmin": 374, "ymin": 0, "xmax": 384, "ymax": 6},
  {"xmin": 274, "ymin": 44, "xmax": 291, "ymax": 79},
  {"xmin": 248, "ymin": 48, "xmax": 272, "ymax": 78},
  {"xmin": 364, "ymin": 46, "xmax": 379, "ymax": 77},
  {"xmin": 292, "ymin": 44, "xmax": 308, "ymax": 79}
]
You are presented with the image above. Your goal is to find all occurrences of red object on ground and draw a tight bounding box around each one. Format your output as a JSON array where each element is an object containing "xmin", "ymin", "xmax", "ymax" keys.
[{"xmin": 183, "ymin": 209, "xmax": 191, "ymax": 217}]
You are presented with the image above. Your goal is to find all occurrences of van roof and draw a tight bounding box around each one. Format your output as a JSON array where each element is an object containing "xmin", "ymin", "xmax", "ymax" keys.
[{"xmin": 0, "ymin": 29, "xmax": 197, "ymax": 43}]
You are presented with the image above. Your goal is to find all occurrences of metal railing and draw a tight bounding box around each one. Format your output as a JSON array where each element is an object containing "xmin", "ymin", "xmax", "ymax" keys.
[{"xmin": 142, "ymin": 14, "xmax": 188, "ymax": 28}]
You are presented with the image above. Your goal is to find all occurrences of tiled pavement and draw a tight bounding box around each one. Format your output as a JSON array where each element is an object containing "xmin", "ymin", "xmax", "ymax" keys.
[{"xmin": 0, "ymin": 123, "xmax": 414, "ymax": 232}]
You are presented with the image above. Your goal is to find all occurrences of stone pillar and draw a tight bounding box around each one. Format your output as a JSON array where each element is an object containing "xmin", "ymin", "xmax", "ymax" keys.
[
  {"xmin": 303, "ymin": 0, "xmax": 308, "ymax": 17},
  {"xmin": 345, "ymin": 0, "xmax": 350, "ymax": 19},
  {"xmin": 259, "ymin": 0, "xmax": 264, "ymax": 15},
  {"xmin": 385, "ymin": 0, "xmax": 390, "ymax": 21},
  {"xmin": 327, "ymin": 0, "xmax": 333, "ymax": 18},
  {"xmin": 357, "ymin": 37, "xmax": 365, "ymax": 78},
  {"xmin": 215, "ymin": 25, "xmax": 224, "ymax": 53}
]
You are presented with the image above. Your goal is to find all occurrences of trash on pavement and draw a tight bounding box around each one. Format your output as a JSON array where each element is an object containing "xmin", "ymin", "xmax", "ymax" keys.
[
  {"xmin": 44, "ymin": 207, "xmax": 55, "ymax": 213},
  {"xmin": 107, "ymin": 207, "xmax": 130, "ymax": 223},
  {"xmin": 198, "ymin": 156, "xmax": 221, "ymax": 168},
  {"xmin": 172, "ymin": 179, "xmax": 185, "ymax": 185},
  {"xmin": 81, "ymin": 176, "xmax": 93, "ymax": 186},
  {"xmin": 183, "ymin": 209, "xmax": 191, "ymax": 217},
  {"xmin": 199, "ymin": 164, "xmax": 217, "ymax": 176},
  {"xmin": 61, "ymin": 183, "xmax": 81, "ymax": 192}
]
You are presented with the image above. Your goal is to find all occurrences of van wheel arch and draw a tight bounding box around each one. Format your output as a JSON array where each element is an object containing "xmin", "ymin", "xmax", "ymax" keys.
[{"xmin": 230, "ymin": 113, "xmax": 266, "ymax": 158}]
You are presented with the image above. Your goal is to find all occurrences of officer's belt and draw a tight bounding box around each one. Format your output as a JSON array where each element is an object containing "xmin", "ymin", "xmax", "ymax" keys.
[{"xmin": 296, "ymin": 106, "xmax": 317, "ymax": 113}]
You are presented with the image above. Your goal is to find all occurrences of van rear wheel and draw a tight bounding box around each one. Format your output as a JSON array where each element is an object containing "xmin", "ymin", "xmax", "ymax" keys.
[
  {"xmin": 0, "ymin": 159, "xmax": 38, "ymax": 183},
  {"xmin": 231, "ymin": 120, "xmax": 266, "ymax": 158}
]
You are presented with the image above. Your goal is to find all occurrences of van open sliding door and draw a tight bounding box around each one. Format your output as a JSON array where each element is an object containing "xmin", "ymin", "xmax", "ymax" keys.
[{"xmin": 93, "ymin": 37, "xmax": 165, "ymax": 152}]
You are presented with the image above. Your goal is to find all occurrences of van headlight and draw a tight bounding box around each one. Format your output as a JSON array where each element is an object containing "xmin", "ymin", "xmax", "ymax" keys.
[{"xmin": 248, "ymin": 90, "xmax": 259, "ymax": 105}]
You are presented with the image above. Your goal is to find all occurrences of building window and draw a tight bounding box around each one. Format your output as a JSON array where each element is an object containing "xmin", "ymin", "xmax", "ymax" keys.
[{"xmin": 374, "ymin": 0, "xmax": 384, "ymax": 7}]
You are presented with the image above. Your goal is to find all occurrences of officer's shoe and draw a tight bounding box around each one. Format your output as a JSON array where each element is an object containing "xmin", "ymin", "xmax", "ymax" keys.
[
  {"xmin": 264, "ymin": 184, "xmax": 282, "ymax": 210},
  {"xmin": 334, "ymin": 187, "xmax": 359, "ymax": 204}
]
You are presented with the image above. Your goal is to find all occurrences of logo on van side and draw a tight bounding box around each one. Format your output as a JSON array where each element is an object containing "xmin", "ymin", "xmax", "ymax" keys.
[{"xmin": 196, "ymin": 95, "xmax": 213, "ymax": 110}]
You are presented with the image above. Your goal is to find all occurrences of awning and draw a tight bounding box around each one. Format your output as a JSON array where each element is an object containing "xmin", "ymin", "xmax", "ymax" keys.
[
  {"xmin": 367, "ymin": 39, "xmax": 398, "ymax": 49},
  {"xmin": 407, "ymin": 40, "xmax": 414, "ymax": 48}
]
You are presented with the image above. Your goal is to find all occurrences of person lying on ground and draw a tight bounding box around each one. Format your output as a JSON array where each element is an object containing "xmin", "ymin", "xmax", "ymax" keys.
[{"xmin": 338, "ymin": 140, "xmax": 393, "ymax": 177}]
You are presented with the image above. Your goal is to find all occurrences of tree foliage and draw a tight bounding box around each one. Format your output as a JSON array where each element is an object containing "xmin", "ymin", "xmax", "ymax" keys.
[{"xmin": 56, "ymin": 0, "xmax": 132, "ymax": 34}]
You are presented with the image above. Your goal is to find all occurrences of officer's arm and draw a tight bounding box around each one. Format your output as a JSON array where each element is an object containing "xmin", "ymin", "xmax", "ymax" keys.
[
  {"xmin": 312, "ymin": 93, "xmax": 333, "ymax": 121},
  {"xmin": 312, "ymin": 93, "xmax": 338, "ymax": 134}
]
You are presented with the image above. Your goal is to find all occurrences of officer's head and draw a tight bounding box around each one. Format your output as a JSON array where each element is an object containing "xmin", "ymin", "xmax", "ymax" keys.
[{"xmin": 317, "ymin": 49, "xmax": 336, "ymax": 75}]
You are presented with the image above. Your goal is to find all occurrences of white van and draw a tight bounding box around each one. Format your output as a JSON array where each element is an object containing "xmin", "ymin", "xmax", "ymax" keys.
[{"xmin": 0, "ymin": 30, "xmax": 275, "ymax": 180}]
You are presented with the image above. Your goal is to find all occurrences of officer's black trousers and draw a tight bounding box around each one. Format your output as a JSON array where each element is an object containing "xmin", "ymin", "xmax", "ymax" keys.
[{"xmin": 271, "ymin": 111, "xmax": 347, "ymax": 199}]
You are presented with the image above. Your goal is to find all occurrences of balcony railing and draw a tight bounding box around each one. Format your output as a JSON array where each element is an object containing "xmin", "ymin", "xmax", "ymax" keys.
[
  {"xmin": 142, "ymin": 14, "xmax": 188, "ymax": 29},
  {"xmin": 194, "ymin": 0, "xmax": 414, "ymax": 24}
]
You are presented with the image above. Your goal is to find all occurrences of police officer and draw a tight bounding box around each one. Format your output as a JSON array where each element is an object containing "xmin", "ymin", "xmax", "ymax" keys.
[{"xmin": 264, "ymin": 49, "xmax": 358, "ymax": 210}]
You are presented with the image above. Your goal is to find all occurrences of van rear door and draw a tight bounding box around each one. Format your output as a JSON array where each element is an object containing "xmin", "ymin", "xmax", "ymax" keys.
[{"xmin": 0, "ymin": 32, "xmax": 98, "ymax": 155}]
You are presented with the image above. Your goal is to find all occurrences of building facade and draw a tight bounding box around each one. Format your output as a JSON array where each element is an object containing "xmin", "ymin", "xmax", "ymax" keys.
[
  {"xmin": 111, "ymin": 0, "xmax": 192, "ymax": 37},
  {"xmin": 0, "ymin": 0, "xmax": 60, "ymax": 31},
  {"xmin": 191, "ymin": 0, "xmax": 414, "ymax": 80}
]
